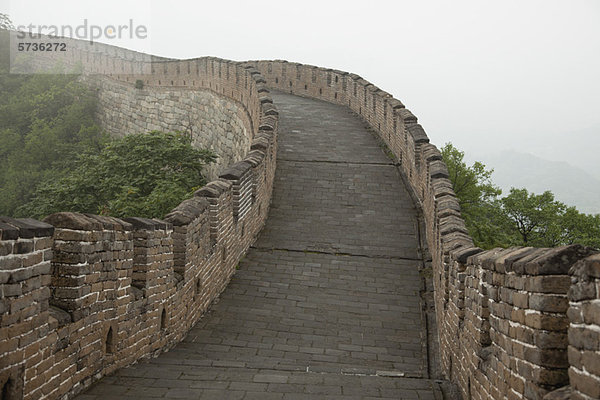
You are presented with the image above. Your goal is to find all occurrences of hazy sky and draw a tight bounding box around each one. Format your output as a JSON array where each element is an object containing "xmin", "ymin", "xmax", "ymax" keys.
[{"xmin": 3, "ymin": 0, "xmax": 600, "ymax": 175}]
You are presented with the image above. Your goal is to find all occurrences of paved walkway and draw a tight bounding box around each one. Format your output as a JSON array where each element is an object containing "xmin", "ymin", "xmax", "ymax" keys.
[{"xmin": 77, "ymin": 93, "xmax": 441, "ymax": 399}]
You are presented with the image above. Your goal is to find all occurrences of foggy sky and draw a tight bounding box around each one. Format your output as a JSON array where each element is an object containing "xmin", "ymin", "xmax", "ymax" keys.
[{"xmin": 3, "ymin": 0, "xmax": 600, "ymax": 176}]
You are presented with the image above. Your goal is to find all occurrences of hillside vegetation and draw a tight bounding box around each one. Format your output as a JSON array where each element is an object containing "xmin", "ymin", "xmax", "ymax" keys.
[
  {"xmin": 469, "ymin": 150, "xmax": 600, "ymax": 215},
  {"xmin": 442, "ymin": 143, "xmax": 600, "ymax": 250},
  {"xmin": 1, "ymin": 21, "xmax": 215, "ymax": 220},
  {"xmin": 0, "ymin": 71, "xmax": 215, "ymax": 219}
]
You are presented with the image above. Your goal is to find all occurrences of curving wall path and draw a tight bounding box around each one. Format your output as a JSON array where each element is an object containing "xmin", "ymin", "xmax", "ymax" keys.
[
  {"xmin": 249, "ymin": 60, "xmax": 600, "ymax": 400},
  {"xmin": 0, "ymin": 37, "xmax": 278, "ymax": 400},
  {"xmin": 73, "ymin": 88, "xmax": 443, "ymax": 400},
  {"xmin": 1, "ymin": 36, "xmax": 599, "ymax": 400}
]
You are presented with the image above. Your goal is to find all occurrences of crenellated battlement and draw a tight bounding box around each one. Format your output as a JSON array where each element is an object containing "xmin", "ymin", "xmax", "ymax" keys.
[
  {"xmin": 0, "ymin": 36, "xmax": 278, "ymax": 400},
  {"xmin": 1, "ymin": 40, "xmax": 598, "ymax": 400}
]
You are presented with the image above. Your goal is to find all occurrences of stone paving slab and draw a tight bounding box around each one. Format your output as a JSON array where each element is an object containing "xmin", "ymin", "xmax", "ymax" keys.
[
  {"xmin": 172, "ymin": 250, "xmax": 425, "ymax": 374},
  {"xmin": 75, "ymin": 91, "xmax": 436, "ymax": 399},
  {"xmin": 254, "ymin": 161, "xmax": 419, "ymax": 259},
  {"xmin": 77, "ymin": 365, "xmax": 441, "ymax": 400},
  {"xmin": 272, "ymin": 94, "xmax": 388, "ymax": 164}
]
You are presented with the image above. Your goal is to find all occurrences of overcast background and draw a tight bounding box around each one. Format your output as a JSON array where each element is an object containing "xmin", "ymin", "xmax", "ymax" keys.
[{"xmin": 2, "ymin": 0, "xmax": 599, "ymax": 213}]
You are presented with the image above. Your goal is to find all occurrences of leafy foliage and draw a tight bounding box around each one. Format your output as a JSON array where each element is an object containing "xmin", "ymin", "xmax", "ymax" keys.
[
  {"xmin": 441, "ymin": 142, "xmax": 600, "ymax": 250},
  {"xmin": 0, "ymin": 66, "xmax": 215, "ymax": 220},
  {"xmin": 19, "ymin": 131, "xmax": 216, "ymax": 219},
  {"xmin": 0, "ymin": 73, "xmax": 106, "ymax": 217},
  {"xmin": 500, "ymin": 189, "xmax": 564, "ymax": 246},
  {"xmin": 500, "ymin": 189, "xmax": 600, "ymax": 248},
  {"xmin": 441, "ymin": 143, "xmax": 508, "ymax": 248},
  {"xmin": 442, "ymin": 143, "xmax": 501, "ymax": 206}
]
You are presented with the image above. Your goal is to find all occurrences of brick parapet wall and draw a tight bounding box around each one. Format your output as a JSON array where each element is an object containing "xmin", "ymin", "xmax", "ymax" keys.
[
  {"xmin": 87, "ymin": 76, "xmax": 254, "ymax": 180},
  {"xmin": 2, "ymin": 39, "xmax": 598, "ymax": 399},
  {"xmin": 567, "ymin": 254, "xmax": 600, "ymax": 399},
  {"xmin": 1, "ymin": 38, "xmax": 277, "ymax": 399},
  {"xmin": 15, "ymin": 35, "xmax": 263, "ymax": 179},
  {"xmin": 0, "ymin": 218, "xmax": 54, "ymax": 400},
  {"xmin": 250, "ymin": 60, "xmax": 600, "ymax": 400}
]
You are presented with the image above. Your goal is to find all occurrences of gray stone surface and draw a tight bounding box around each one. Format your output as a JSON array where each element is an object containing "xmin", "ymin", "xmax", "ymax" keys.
[
  {"xmin": 89, "ymin": 76, "xmax": 251, "ymax": 181},
  {"xmin": 76, "ymin": 92, "xmax": 439, "ymax": 399}
]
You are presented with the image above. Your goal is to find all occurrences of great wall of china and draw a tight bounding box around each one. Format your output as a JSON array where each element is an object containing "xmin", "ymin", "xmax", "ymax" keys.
[{"xmin": 0, "ymin": 36, "xmax": 598, "ymax": 399}]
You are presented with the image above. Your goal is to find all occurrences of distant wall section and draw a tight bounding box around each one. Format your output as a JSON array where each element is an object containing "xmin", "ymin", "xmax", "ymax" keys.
[{"xmin": 90, "ymin": 77, "xmax": 252, "ymax": 180}]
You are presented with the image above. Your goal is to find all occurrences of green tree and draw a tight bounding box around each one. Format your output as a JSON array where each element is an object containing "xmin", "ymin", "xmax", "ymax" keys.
[
  {"xmin": 441, "ymin": 143, "xmax": 507, "ymax": 248},
  {"xmin": 500, "ymin": 188, "xmax": 600, "ymax": 249},
  {"xmin": 500, "ymin": 188, "xmax": 566, "ymax": 246},
  {"xmin": 0, "ymin": 74, "xmax": 105, "ymax": 216},
  {"xmin": 441, "ymin": 143, "xmax": 501, "ymax": 207},
  {"xmin": 559, "ymin": 207, "xmax": 600, "ymax": 248},
  {"xmin": 19, "ymin": 131, "xmax": 216, "ymax": 219},
  {"xmin": 441, "ymin": 143, "xmax": 599, "ymax": 250}
]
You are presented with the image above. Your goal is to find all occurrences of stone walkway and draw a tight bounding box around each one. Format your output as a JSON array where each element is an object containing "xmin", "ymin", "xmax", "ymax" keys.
[{"xmin": 77, "ymin": 93, "xmax": 441, "ymax": 399}]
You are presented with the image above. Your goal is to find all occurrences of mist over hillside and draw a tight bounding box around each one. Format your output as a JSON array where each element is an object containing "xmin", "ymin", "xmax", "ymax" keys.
[
  {"xmin": 511, "ymin": 124, "xmax": 600, "ymax": 182},
  {"xmin": 465, "ymin": 150, "xmax": 600, "ymax": 215}
]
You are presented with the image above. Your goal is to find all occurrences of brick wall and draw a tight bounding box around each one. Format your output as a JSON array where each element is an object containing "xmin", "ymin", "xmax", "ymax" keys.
[
  {"xmin": 89, "ymin": 76, "xmax": 253, "ymax": 180},
  {"xmin": 567, "ymin": 254, "xmax": 600, "ymax": 399},
  {"xmin": 0, "ymin": 39, "xmax": 278, "ymax": 399},
  {"xmin": 0, "ymin": 219, "xmax": 53, "ymax": 400},
  {"xmin": 250, "ymin": 60, "xmax": 600, "ymax": 400},
  {"xmin": 2, "ymin": 37, "xmax": 598, "ymax": 399}
]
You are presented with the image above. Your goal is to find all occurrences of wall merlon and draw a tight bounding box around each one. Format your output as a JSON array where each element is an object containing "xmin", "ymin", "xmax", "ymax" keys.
[
  {"xmin": 0, "ymin": 218, "xmax": 54, "ymax": 240},
  {"xmin": 389, "ymin": 98, "xmax": 405, "ymax": 109},
  {"xmin": 440, "ymin": 231, "xmax": 473, "ymax": 253},
  {"xmin": 83, "ymin": 214, "xmax": 132, "ymax": 231},
  {"xmin": 261, "ymin": 102, "xmax": 279, "ymax": 116},
  {"xmin": 398, "ymin": 108, "xmax": 418, "ymax": 124},
  {"xmin": 43, "ymin": 212, "xmax": 104, "ymax": 231},
  {"xmin": 164, "ymin": 198, "xmax": 210, "ymax": 227},
  {"xmin": 250, "ymin": 136, "xmax": 271, "ymax": 152},
  {"xmin": 0, "ymin": 222, "xmax": 19, "ymax": 241},
  {"xmin": 259, "ymin": 94, "xmax": 273, "ymax": 104},
  {"xmin": 377, "ymin": 90, "xmax": 393, "ymax": 99},
  {"xmin": 436, "ymin": 195, "xmax": 462, "ymax": 215},
  {"xmin": 219, "ymin": 161, "xmax": 253, "ymax": 181},
  {"xmin": 432, "ymin": 180, "xmax": 456, "ymax": 199},
  {"xmin": 422, "ymin": 144, "xmax": 443, "ymax": 162},
  {"xmin": 429, "ymin": 159, "xmax": 450, "ymax": 180},
  {"xmin": 451, "ymin": 246, "xmax": 483, "ymax": 264},
  {"xmin": 407, "ymin": 123, "xmax": 429, "ymax": 144},
  {"xmin": 194, "ymin": 179, "xmax": 233, "ymax": 199},
  {"xmin": 520, "ymin": 245, "xmax": 596, "ymax": 276},
  {"xmin": 245, "ymin": 149, "xmax": 267, "ymax": 166},
  {"xmin": 259, "ymin": 115, "xmax": 278, "ymax": 131},
  {"xmin": 439, "ymin": 215, "xmax": 469, "ymax": 236},
  {"xmin": 121, "ymin": 217, "xmax": 172, "ymax": 231},
  {"xmin": 569, "ymin": 253, "xmax": 600, "ymax": 280}
]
